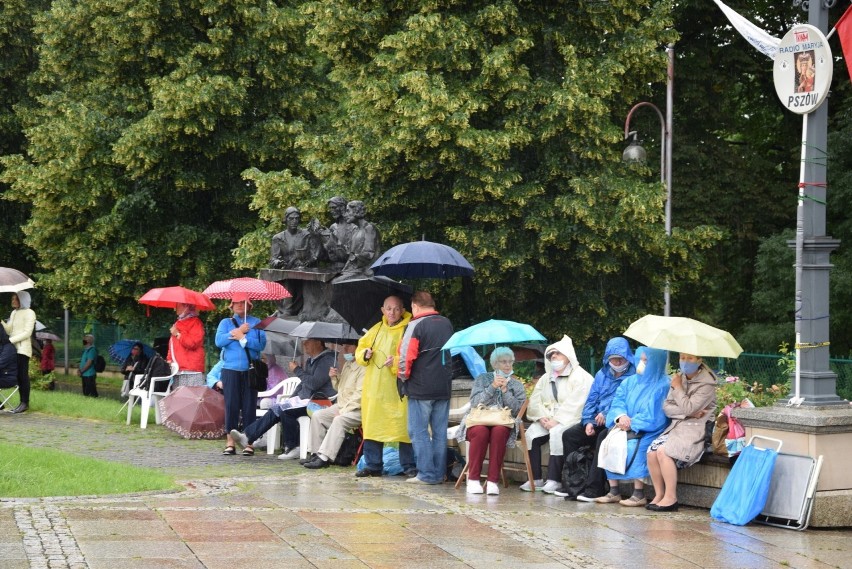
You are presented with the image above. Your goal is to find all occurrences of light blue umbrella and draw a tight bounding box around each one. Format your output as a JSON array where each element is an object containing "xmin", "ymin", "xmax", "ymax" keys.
[{"xmin": 441, "ymin": 319, "xmax": 547, "ymax": 351}]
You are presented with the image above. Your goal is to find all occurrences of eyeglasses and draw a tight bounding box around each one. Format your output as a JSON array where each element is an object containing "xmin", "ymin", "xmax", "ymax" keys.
[{"xmin": 383, "ymin": 306, "xmax": 403, "ymax": 312}]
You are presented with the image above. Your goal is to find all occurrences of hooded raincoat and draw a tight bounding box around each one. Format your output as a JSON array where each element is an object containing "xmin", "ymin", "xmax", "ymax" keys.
[
  {"xmin": 356, "ymin": 310, "xmax": 413, "ymax": 442},
  {"xmin": 605, "ymin": 347, "xmax": 671, "ymax": 480},
  {"xmin": 525, "ymin": 335, "xmax": 593, "ymax": 456},
  {"xmin": 582, "ymin": 337, "xmax": 635, "ymax": 427}
]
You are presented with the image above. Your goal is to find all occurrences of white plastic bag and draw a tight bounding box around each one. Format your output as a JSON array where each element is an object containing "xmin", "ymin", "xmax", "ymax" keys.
[{"xmin": 598, "ymin": 428, "xmax": 628, "ymax": 474}]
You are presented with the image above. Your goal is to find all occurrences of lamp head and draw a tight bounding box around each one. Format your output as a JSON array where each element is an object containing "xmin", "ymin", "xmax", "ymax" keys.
[{"xmin": 622, "ymin": 131, "xmax": 647, "ymax": 164}]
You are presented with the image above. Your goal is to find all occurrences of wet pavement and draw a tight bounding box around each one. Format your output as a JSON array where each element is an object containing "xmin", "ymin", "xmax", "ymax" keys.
[{"xmin": 1, "ymin": 412, "xmax": 851, "ymax": 569}]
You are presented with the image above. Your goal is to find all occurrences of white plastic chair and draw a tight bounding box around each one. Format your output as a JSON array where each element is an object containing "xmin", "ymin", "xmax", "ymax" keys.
[
  {"xmin": 256, "ymin": 377, "xmax": 300, "ymax": 455},
  {"xmin": 297, "ymin": 393, "xmax": 338, "ymax": 460},
  {"xmin": 126, "ymin": 361, "xmax": 179, "ymax": 429}
]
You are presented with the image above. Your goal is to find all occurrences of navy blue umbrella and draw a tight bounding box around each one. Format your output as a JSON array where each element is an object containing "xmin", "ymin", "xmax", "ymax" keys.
[
  {"xmin": 370, "ymin": 241, "xmax": 474, "ymax": 279},
  {"xmin": 108, "ymin": 340, "xmax": 156, "ymax": 365}
]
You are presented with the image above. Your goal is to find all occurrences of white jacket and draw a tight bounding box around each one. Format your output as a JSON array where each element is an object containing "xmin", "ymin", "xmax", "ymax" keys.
[
  {"xmin": 526, "ymin": 335, "xmax": 593, "ymax": 426},
  {"xmin": 3, "ymin": 291, "xmax": 35, "ymax": 358}
]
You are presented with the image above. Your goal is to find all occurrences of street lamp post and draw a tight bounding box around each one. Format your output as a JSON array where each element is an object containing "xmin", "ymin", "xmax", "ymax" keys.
[{"xmin": 622, "ymin": 44, "xmax": 674, "ymax": 317}]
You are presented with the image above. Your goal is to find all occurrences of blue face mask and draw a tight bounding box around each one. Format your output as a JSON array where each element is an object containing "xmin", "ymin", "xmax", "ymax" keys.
[
  {"xmin": 680, "ymin": 360, "xmax": 700, "ymax": 375},
  {"xmin": 343, "ymin": 353, "xmax": 355, "ymax": 362},
  {"xmin": 496, "ymin": 368, "xmax": 514, "ymax": 378}
]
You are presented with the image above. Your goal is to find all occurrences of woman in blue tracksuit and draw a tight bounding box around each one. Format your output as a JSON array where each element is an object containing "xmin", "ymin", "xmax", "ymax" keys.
[{"xmin": 216, "ymin": 293, "xmax": 266, "ymax": 456}]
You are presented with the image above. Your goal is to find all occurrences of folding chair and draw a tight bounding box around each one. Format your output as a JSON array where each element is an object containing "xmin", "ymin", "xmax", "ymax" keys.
[
  {"xmin": 454, "ymin": 399, "xmax": 535, "ymax": 490},
  {"xmin": 0, "ymin": 377, "xmax": 19, "ymax": 411},
  {"xmin": 126, "ymin": 359, "xmax": 179, "ymax": 429},
  {"xmin": 256, "ymin": 377, "xmax": 301, "ymax": 454}
]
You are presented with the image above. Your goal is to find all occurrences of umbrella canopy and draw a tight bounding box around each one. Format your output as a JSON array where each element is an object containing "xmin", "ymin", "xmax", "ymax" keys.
[
  {"xmin": 370, "ymin": 241, "xmax": 474, "ymax": 279},
  {"xmin": 0, "ymin": 267, "xmax": 35, "ymax": 293},
  {"xmin": 138, "ymin": 286, "xmax": 215, "ymax": 311},
  {"xmin": 623, "ymin": 315, "xmax": 744, "ymax": 358},
  {"xmin": 203, "ymin": 277, "xmax": 291, "ymax": 300},
  {"xmin": 35, "ymin": 331, "xmax": 61, "ymax": 342},
  {"xmin": 330, "ymin": 275, "xmax": 413, "ymax": 331},
  {"xmin": 442, "ymin": 319, "xmax": 547, "ymax": 351},
  {"xmin": 254, "ymin": 315, "xmax": 301, "ymax": 334},
  {"xmin": 289, "ymin": 321, "xmax": 361, "ymax": 344},
  {"xmin": 158, "ymin": 385, "xmax": 226, "ymax": 439},
  {"xmin": 108, "ymin": 340, "xmax": 157, "ymax": 365}
]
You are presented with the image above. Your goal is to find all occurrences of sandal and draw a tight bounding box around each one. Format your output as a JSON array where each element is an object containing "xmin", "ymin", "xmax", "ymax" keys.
[
  {"xmin": 242, "ymin": 446, "xmax": 255, "ymax": 456},
  {"xmin": 222, "ymin": 446, "xmax": 236, "ymax": 455}
]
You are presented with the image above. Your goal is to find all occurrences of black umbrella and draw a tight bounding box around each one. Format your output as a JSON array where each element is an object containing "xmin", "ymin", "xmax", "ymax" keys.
[
  {"xmin": 331, "ymin": 276, "xmax": 413, "ymax": 331},
  {"xmin": 289, "ymin": 321, "xmax": 362, "ymax": 344}
]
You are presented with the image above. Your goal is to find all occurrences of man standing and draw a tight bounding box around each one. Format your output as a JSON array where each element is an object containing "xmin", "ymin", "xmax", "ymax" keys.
[
  {"xmin": 78, "ymin": 334, "xmax": 98, "ymax": 398},
  {"xmin": 354, "ymin": 296, "xmax": 415, "ymax": 477},
  {"xmin": 396, "ymin": 291, "xmax": 454, "ymax": 485},
  {"xmin": 303, "ymin": 343, "xmax": 365, "ymax": 469}
]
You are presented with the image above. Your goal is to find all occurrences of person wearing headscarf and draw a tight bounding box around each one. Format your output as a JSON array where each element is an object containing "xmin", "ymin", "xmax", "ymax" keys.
[
  {"xmin": 645, "ymin": 353, "xmax": 717, "ymax": 512},
  {"xmin": 167, "ymin": 302, "xmax": 206, "ymax": 387},
  {"xmin": 595, "ymin": 346, "xmax": 671, "ymax": 507},
  {"xmin": 2, "ymin": 291, "xmax": 36, "ymax": 413},
  {"xmin": 121, "ymin": 342, "xmax": 149, "ymax": 398},
  {"xmin": 522, "ymin": 335, "xmax": 594, "ymax": 493},
  {"xmin": 555, "ymin": 336, "xmax": 635, "ymax": 501}
]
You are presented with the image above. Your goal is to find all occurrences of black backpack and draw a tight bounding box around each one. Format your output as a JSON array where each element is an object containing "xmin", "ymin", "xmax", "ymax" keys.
[
  {"xmin": 446, "ymin": 446, "xmax": 466, "ymax": 482},
  {"xmin": 138, "ymin": 354, "xmax": 172, "ymax": 391},
  {"xmin": 94, "ymin": 354, "xmax": 106, "ymax": 373},
  {"xmin": 560, "ymin": 446, "xmax": 595, "ymax": 499},
  {"xmin": 333, "ymin": 429, "xmax": 364, "ymax": 466}
]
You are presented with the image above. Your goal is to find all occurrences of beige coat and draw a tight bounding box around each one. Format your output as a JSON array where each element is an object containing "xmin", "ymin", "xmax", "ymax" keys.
[
  {"xmin": 660, "ymin": 365, "xmax": 717, "ymax": 466},
  {"xmin": 334, "ymin": 359, "xmax": 365, "ymax": 415}
]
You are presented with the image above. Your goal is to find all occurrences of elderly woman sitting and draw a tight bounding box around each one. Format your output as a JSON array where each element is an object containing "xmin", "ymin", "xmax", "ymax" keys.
[
  {"xmin": 596, "ymin": 346, "xmax": 671, "ymax": 507},
  {"xmin": 456, "ymin": 347, "xmax": 527, "ymax": 495},
  {"xmin": 645, "ymin": 353, "xmax": 717, "ymax": 512}
]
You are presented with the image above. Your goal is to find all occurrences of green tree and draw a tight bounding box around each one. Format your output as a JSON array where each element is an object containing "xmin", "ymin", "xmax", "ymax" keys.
[
  {"xmin": 241, "ymin": 0, "xmax": 722, "ymax": 345},
  {"xmin": 1, "ymin": 0, "xmax": 327, "ymax": 323}
]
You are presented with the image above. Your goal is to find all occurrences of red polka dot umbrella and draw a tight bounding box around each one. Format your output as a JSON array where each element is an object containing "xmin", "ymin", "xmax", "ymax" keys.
[{"xmin": 202, "ymin": 277, "xmax": 291, "ymax": 301}]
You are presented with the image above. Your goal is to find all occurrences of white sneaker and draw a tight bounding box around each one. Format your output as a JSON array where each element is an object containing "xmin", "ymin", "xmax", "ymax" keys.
[
  {"xmin": 230, "ymin": 429, "xmax": 249, "ymax": 449},
  {"xmin": 519, "ymin": 479, "xmax": 544, "ymax": 492},
  {"xmin": 278, "ymin": 446, "xmax": 300, "ymax": 460},
  {"xmin": 576, "ymin": 494, "xmax": 597, "ymax": 502},
  {"xmin": 467, "ymin": 480, "xmax": 484, "ymax": 494},
  {"xmin": 486, "ymin": 481, "xmax": 500, "ymax": 495},
  {"xmin": 541, "ymin": 480, "xmax": 561, "ymax": 494}
]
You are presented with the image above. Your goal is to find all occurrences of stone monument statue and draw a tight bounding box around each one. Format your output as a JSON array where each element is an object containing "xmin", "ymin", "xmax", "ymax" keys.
[
  {"xmin": 340, "ymin": 200, "xmax": 381, "ymax": 277},
  {"xmin": 319, "ymin": 196, "xmax": 353, "ymax": 271}
]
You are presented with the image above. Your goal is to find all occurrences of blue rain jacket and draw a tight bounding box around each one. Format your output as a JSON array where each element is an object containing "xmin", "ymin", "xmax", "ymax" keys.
[
  {"xmin": 605, "ymin": 347, "xmax": 671, "ymax": 480},
  {"xmin": 581, "ymin": 337, "xmax": 635, "ymax": 426}
]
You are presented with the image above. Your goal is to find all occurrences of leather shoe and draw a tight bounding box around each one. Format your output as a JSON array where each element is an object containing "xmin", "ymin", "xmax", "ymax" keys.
[
  {"xmin": 299, "ymin": 453, "xmax": 317, "ymax": 465},
  {"xmin": 303, "ymin": 456, "xmax": 330, "ymax": 469},
  {"xmin": 648, "ymin": 502, "xmax": 679, "ymax": 512},
  {"xmin": 355, "ymin": 469, "xmax": 382, "ymax": 478},
  {"xmin": 403, "ymin": 468, "xmax": 418, "ymax": 478},
  {"xmin": 9, "ymin": 403, "xmax": 28, "ymax": 414}
]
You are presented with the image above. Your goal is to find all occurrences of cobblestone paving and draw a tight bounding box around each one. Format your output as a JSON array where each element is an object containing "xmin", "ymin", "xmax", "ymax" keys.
[{"xmin": 2, "ymin": 413, "xmax": 851, "ymax": 569}]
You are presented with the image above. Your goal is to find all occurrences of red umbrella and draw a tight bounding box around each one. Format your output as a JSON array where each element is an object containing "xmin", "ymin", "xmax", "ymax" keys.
[
  {"xmin": 203, "ymin": 277, "xmax": 291, "ymax": 300},
  {"xmin": 158, "ymin": 386, "xmax": 226, "ymax": 439},
  {"xmin": 139, "ymin": 286, "xmax": 215, "ymax": 311}
]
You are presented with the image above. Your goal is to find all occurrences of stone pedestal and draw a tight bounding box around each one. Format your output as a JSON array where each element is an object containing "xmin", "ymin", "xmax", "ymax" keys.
[
  {"xmin": 734, "ymin": 403, "xmax": 852, "ymax": 527},
  {"xmin": 260, "ymin": 268, "xmax": 341, "ymax": 322}
]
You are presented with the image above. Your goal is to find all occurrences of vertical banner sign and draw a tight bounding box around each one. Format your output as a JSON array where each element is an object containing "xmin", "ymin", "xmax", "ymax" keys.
[{"xmin": 773, "ymin": 24, "xmax": 832, "ymax": 114}]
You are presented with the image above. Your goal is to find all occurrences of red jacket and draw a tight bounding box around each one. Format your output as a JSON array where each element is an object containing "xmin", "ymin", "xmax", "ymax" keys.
[{"xmin": 167, "ymin": 316, "xmax": 205, "ymax": 372}]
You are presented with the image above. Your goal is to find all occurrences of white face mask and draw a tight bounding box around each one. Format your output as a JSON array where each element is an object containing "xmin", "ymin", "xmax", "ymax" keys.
[
  {"xmin": 496, "ymin": 368, "xmax": 513, "ymax": 378},
  {"xmin": 550, "ymin": 359, "xmax": 566, "ymax": 372},
  {"xmin": 636, "ymin": 360, "xmax": 646, "ymax": 375},
  {"xmin": 609, "ymin": 361, "xmax": 630, "ymax": 374}
]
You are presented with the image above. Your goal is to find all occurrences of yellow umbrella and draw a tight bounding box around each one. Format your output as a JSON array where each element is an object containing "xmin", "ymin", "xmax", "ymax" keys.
[{"xmin": 623, "ymin": 315, "xmax": 743, "ymax": 358}]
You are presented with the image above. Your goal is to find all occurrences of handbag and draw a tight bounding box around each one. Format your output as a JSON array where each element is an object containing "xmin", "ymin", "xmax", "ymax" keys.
[
  {"xmin": 233, "ymin": 318, "xmax": 268, "ymax": 392},
  {"xmin": 464, "ymin": 404, "xmax": 515, "ymax": 428}
]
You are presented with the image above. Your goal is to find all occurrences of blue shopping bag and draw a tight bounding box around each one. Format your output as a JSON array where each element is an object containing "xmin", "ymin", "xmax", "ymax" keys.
[{"xmin": 711, "ymin": 436, "xmax": 781, "ymax": 526}]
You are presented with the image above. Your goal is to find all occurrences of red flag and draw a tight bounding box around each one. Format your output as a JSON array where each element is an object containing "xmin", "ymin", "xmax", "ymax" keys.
[{"xmin": 836, "ymin": 5, "xmax": 852, "ymax": 82}]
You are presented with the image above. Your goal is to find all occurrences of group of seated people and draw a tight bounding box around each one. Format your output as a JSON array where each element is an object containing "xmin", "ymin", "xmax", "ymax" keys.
[{"xmin": 455, "ymin": 334, "xmax": 716, "ymax": 512}]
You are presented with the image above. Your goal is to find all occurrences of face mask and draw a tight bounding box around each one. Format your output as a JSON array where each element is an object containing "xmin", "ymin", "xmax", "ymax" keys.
[
  {"xmin": 550, "ymin": 359, "xmax": 566, "ymax": 372},
  {"xmin": 496, "ymin": 368, "xmax": 513, "ymax": 378},
  {"xmin": 609, "ymin": 361, "xmax": 630, "ymax": 374},
  {"xmin": 636, "ymin": 360, "xmax": 646, "ymax": 375},
  {"xmin": 343, "ymin": 353, "xmax": 355, "ymax": 362},
  {"xmin": 680, "ymin": 361, "xmax": 701, "ymax": 375}
]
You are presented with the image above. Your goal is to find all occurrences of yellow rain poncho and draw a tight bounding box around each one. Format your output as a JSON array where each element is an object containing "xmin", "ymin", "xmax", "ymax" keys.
[{"xmin": 355, "ymin": 311, "xmax": 412, "ymax": 442}]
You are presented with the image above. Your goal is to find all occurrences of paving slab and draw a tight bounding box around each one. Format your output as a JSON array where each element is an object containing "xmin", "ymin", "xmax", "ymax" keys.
[{"xmin": 2, "ymin": 412, "xmax": 852, "ymax": 569}]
